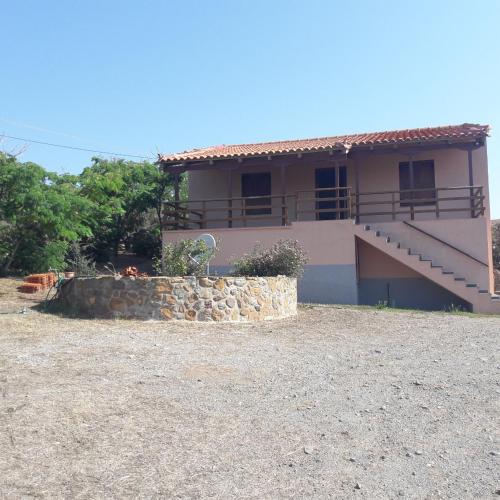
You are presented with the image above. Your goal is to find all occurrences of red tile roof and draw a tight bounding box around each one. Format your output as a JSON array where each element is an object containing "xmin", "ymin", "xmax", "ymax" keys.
[{"xmin": 159, "ymin": 123, "xmax": 489, "ymax": 163}]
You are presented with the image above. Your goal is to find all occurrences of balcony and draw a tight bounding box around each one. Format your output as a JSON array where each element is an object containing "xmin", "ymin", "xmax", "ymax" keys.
[{"xmin": 163, "ymin": 185, "xmax": 485, "ymax": 230}]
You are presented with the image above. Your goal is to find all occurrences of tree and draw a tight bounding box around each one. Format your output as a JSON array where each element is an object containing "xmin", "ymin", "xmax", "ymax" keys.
[
  {"xmin": 79, "ymin": 158, "xmax": 179, "ymax": 260},
  {"xmin": 0, "ymin": 153, "xmax": 94, "ymax": 274}
]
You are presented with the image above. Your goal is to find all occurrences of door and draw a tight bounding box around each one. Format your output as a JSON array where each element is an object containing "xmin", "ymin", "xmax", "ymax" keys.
[
  {"xmin": 315, "ymin": 166, "xmax": 347, "ymax": 220},
  {"xmin": 241, "ymin": 172, "xmax": 272, "ymax": 215}
]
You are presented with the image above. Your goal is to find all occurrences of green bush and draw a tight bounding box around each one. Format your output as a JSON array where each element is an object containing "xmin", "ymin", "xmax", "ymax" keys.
[
  {"xmin": 154, "ymin": 239, "xmax": 215, "ymax": 277},
  {"xmin": 231, "ymin": 239, "xmax": 308, "ymax": 277}
]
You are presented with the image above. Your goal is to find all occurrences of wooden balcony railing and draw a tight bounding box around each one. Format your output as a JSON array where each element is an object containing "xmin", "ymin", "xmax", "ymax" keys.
[{"xmin": 163, "ymin": 185, "xmax": 485, "ymax": 230}]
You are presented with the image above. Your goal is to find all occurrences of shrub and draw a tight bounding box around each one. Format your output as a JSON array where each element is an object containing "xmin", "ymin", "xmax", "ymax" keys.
[
  {"xmin": 231, "ymin": 239, "xmax": 308, "ymax": 278},
  {"xmin": 65, "ymin": 242, "xmax": 97, "ymax": 277},
  {"xmin": 154, "ymin": 239, "xmax": 215, "ymax": 277}
]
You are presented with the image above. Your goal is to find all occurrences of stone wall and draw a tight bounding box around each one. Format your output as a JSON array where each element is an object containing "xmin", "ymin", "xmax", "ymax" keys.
[{"xmin": 57, "ymin": 275, "xmax": 297, "ymax": 321}]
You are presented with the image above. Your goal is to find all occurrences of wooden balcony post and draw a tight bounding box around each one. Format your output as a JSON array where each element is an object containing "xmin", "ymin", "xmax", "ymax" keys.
[
  {"xmin": 280, "ymin": 164, "xmax": 286, "ymax": 226},
  {"xmin": 408, "ymin": 155, "xmax": 415, "ymax": 221},
  {"xmin": 467, "ymin": 148, "xmax": 474, "ymax": 218},
  {"xmin": 354, "ymin": 158, "xmax": 360, "ymax": 224},
  {"xmin": 227, "ymin": 169, "xmax": 233, "ymax": 228},
  {"xmin": 174, "ymin": 173, "xmax": 180, "ymax": 229}
]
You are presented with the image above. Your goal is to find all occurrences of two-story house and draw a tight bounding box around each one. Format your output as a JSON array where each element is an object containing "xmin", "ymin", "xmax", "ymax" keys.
[{"xmin": 159, "ymin": 123, "xmax": 499, "ymax": 313}]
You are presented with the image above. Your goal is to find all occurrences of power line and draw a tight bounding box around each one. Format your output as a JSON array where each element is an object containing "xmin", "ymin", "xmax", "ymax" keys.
[{"xmin": 1, "ymin": 134, "xmax": 155, "ymax": 160}]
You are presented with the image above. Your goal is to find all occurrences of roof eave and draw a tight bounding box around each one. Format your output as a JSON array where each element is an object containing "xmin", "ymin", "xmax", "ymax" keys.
[{"xmin": 158, "ymin": 134, "xmax": 487, "ymax": 168}]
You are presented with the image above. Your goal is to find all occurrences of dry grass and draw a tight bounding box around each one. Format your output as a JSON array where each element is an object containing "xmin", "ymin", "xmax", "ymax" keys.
[{"xmin": 0, "ymin": 278, "xmax": 499, "ymax": 499}]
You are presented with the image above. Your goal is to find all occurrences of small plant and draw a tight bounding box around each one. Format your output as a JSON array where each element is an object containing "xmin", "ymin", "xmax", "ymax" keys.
[
  {"xmin": 375, "ymin": 300, "xmax": 390, "ymax": 309},
  {"xmin": 154, "ymin": 239, "xmax": 215, "ymax": 277},
  {"xmin": 231, "ymin": 239, "xmax": 308, "ymax": 278},
  {"xmin": 65, "ymin": 242, "xmax": 97, "ymax": 277},
  {"xmin": 445, "ymin": 302, "xmax": 466, "ymax": 313}
]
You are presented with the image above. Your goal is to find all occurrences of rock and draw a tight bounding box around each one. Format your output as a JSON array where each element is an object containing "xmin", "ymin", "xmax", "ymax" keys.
[
  {"xmin": 214, "ymin": 278, "xmax": 225, "ymax": 290},
  {"xmin": 199, "ymin": 277, "xmax": 213, "ymax": 287},
  {"xmin": 349, "ymin": 457, "xmax": 356, "ymax": 462},
  {"xmin": 185, "ymin": 310, "xmax": 196, "ymax": 321},
  {"xmin": 109, "ymin": 298, "xmax": 126, "ymax": 312},
  {"xmin": 226, "ymin": 297, "xmax": 236, "ymax": 308},
  {"xmin": 354, "ymin": 483, "xmax": 361, "ymax": 490},
  {"xmin": 160, "ymin": 308, "xmax": 174, "ymax": 320},
  {"xmin": 414, "ymin": 450, "xmax": 423, "ymax": 456},
  {"xmin": 413, "ymin": 380, "xmax": 423, "ymax": 386},
  {"xmin": 304, "ymin": 446, "xmax": 314, "ymax": 454}
]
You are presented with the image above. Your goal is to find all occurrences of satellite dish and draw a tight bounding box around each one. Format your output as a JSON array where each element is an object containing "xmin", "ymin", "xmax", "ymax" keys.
[
  {"xmin": 193, "ymin": 233, "xmax": 217, "ymax": 275},
  {"xmin": 197, "ymin": 233, "xmax": 217, "ymax": 251}
]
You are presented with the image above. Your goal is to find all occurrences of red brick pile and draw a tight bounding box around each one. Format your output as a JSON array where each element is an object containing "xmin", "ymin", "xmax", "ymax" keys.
[
  {"xmin": 120, "ymin": 266, "xmax": 148, "ymax": 278},
  {"xmin": 18, "ymin": 273, "xmax": 57, "ymax": 294}
]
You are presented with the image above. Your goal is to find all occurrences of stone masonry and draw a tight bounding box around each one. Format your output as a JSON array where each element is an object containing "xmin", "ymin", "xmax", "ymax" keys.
[{"xmin": 57, "ymin": 275, "xmax": 297, "ymax": 321}]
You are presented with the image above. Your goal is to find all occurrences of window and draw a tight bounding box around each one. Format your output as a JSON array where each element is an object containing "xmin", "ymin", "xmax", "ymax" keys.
[
  {"xmin": 399, "ymin": 160, "xmax": 436, "ymax": 206},
  {"xmin": 241, "ymin": 172, "xmax": 271, "ymax": 215}
]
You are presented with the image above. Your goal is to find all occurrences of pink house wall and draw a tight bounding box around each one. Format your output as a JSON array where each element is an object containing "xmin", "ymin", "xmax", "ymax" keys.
[{"xmin": 187, "ymin": 145, "xmax": 490, "ymax": 225}]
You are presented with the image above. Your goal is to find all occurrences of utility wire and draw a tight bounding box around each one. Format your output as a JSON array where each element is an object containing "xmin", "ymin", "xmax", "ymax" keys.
[{"xmin": 1, "ymin": 134, "xmax": 155, "ymax": 160}]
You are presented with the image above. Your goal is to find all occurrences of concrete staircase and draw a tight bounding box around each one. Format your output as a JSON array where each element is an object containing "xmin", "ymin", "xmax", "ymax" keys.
[{"xmin": 354, "ymin": 223, "xmax": 500, "ymax": 314}]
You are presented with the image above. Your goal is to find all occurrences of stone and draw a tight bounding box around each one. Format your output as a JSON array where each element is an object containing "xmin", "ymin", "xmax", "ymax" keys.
[
  {"xmin": 109, "ymin": 298, "xmax": 126, "ymax": 312},
  {"xmin": 160, "ymin": 308, "xmax": 174, "ymax": 320},
  {"xmin": 234, "ymin": 278, "xmax": 246, "ymax": 287},
  {"xmin": 165, "ymin": 295, "xmax": 177, "ymax": 305},
  {"xmin": 187, "ymin": 293, "xmax": 198, "ymax": 303},
  {"xmin": 199, "ymin": 277, "xmax": 213, "ymax": 287},
  {"xmin": 155, "ymin": 283, "xmax": 173, "ymax": 294},
  {"xmin": 212, "ymin": 309, "xmax": 225, "ymax": 321},
  {"xmin": 304, "ymin": 446, "xmax": 314, "ymax": 454},
  {"xmin": 185, "ymin": 310, "xmax": 196, "ymax": 321},
  {"xmin": 214, "ymin": 278, "xmax": 225, "ymax": 290},
  {"xmin": 226, "ymin": 297, "xmax": 236, "ymax": 308}
]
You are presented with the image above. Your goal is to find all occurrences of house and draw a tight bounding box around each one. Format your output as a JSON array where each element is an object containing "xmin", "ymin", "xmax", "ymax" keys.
[{"xmin": 159, "ymin": 123, "xmax": 499, "ymax": 313}]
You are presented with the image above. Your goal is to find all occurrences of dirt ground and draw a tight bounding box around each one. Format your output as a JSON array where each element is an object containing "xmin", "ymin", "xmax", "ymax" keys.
[{"xmin": 0, "ymin": 278, "xmax": 499, "ymax": 499}]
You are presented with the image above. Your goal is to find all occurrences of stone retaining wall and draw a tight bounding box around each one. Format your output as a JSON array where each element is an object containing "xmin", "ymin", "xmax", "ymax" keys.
[{"xmin": 57, "ymin": 275, "xmax": 297, "ymax": 321}]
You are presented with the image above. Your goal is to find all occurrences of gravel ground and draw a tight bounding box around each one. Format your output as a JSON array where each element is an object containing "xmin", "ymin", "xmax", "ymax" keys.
[{"xmin": 0, "ymin": 278, "xmax": 499, "ymax": 499}]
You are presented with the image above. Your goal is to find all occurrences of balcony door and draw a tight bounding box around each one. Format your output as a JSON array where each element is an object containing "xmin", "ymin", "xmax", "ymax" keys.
[
  {"xmin": 241, "ymin": 172, "xmax": 271, "ymax": 215},
  {"xmin": 315, "ymin": 166, "xmax": 347, "ymax": 220}
]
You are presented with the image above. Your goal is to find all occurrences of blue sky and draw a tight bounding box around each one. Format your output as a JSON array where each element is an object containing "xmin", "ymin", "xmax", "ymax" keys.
[{"xmin": 1, "ymin": 0, "xmax": 499, "ymax": 216}]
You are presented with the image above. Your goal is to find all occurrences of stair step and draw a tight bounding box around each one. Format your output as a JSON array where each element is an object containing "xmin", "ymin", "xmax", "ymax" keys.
[
  {"xmin": 454, "ymin": 277, "xmax": 466, "ymax": 281},
  {"xmin": 491, "ymin": 295, "xmax": 500, "ymax": 300},
  {"xmin": 431, "ymin": 264, "xmax": 443, "ymax": 268},
  {"xmin": 375, "ymin": 230, "xmax": 381, "ymax": 237},
  {"xmin": 364, "ymin": 225, "xmax": 370, "ymax": 231},
  {"xmin": 466, "ymin": 283, "xmax": 477, "ymax": 288},
  {"xmin": 442, "ymin": 271, "xmax": 454, "ymax": 275},
  {"xmin": 385, "ymin": 236, "xmax": 391, "ymax": 243},
  {"xmin": 420, "ymin": 257, "xmax": 432, "ymax": 262},
  {"xmin": 478, "ymin": 290, "xmax": 489, "ymax": 294}
]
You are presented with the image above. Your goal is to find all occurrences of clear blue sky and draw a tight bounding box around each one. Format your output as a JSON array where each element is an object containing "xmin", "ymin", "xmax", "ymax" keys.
[{"xmin": 1, "ymin": 0, "xmax": 499, "ymax": 216}]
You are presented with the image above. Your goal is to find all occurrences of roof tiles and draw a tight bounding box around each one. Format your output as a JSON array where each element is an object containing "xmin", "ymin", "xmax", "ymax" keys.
[{"xmin": 159, "ymin": 123, "xmax": 489, "ymax": 163}]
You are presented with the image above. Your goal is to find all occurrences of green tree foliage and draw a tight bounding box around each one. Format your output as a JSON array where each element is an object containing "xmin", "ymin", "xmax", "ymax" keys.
[
  {"xmin": 79, "ymin": 158, "xmax": 180, "ymax": 260},
  {"xmin": 0, "ymin": 152, "xmax": 181, "ymax": 274},
  {"xmin": 0, "ymin": 153, "xmax": 94, "ymax": 274}
]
